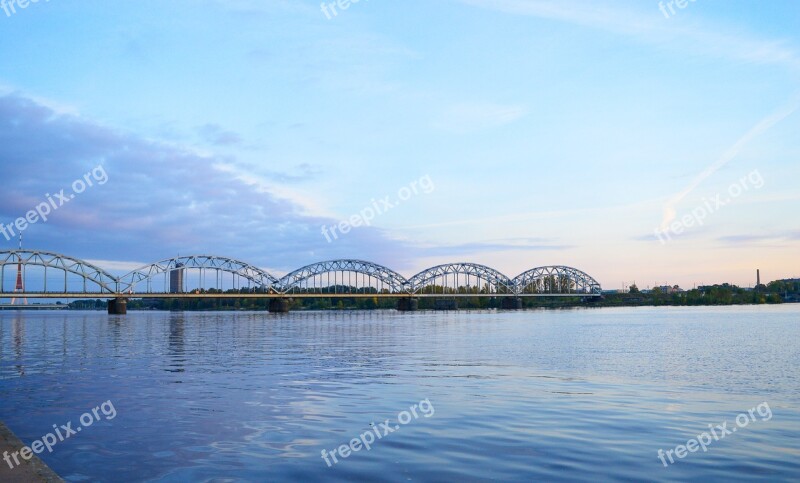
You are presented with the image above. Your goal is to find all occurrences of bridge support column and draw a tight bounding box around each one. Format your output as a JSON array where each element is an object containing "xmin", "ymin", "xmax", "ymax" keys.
[
  {"xmin": 501, "ymin": 297, "xmax": 523, "ymax": 310},
  {"xmin": 107, "ymin": 298, "xmax": 127, "ymax": 315},
  {"xmin": 268, "ymin": 298, "xmax": 290, "ymax": 313},
  {"xmin": 396, "ymin": 298, "xmax": 419, "ymax": 312}
]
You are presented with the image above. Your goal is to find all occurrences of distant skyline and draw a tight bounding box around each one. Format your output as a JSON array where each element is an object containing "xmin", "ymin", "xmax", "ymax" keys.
[{"xmin": 1, "ymin": 0, "xmax": 799, "ymax": 289}]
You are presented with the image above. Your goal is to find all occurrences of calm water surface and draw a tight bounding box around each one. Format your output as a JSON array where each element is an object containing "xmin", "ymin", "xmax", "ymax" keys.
[{"xmin": 1, "ymin": 306, "xmax": 799, "ymax": 482}]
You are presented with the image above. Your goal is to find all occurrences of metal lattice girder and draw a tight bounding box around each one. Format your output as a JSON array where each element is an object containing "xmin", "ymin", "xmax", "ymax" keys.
[
  {"xmin": 0, "ymin": 250, "xmax": 604, "ymax": 297},
  {"xmin": 512, "ymin": 266, "xmax": 602, "ymax": 295},
  {"xmin": 0, "ymin": 250, "xmax": 119, "ymax": 293},
  {"xmin": 407, "ymin": 263, "xmax": 513, "ymax": 294},
  {"xmin": 118, "ymin": 255, "xmax": 278, "ymax": 293},
  {"xmin": 277, "ymin": 259, "xmax": 409, "ymax": 294}
]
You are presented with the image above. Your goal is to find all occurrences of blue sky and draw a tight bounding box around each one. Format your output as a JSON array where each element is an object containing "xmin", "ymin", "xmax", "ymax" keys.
[{"xmin": 0, "ymin": 0, "xmax": 798, "ymax": 288}]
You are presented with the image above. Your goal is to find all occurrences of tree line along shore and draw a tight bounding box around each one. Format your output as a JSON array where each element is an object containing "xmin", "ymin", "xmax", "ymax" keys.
[{"xmin": 64, "ymin": 279, "xmax": 800, "ymax": 311}]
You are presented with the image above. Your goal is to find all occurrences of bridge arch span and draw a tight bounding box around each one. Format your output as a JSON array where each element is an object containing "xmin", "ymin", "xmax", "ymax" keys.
[
  {"xmin": 512, "ymin": 266, "xmax": 602, "ymax": 295},
  {"xmin": 408, "ymin": 263, "xmax": 513, "ymax": 294},
  {"xmin": 118, "ymin": 255, "xmax": 278, "ymax": 293},
  {"xmin": 0, "ymin": 250, "xmax": 119, "ymax": 294},
  {"xmin": 277, "ymin": 260, "xmax": 409, "ymax": 294}
]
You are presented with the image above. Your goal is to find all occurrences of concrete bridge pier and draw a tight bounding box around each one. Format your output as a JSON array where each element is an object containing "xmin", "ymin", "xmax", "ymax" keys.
[
  {"xmin": 268, "ymin": 298, "xmax": 291, "ymax": 313},
  {"xmin": 107, "ymin": 298, "xmax": 127, "ymax": 315},
  {"xmin": 501, "ymin": 297, "xmax": 523, "ymax": 310},
  {"xmin": 396, "ymin": 298, "xmax": 419, "ymax": 312}
]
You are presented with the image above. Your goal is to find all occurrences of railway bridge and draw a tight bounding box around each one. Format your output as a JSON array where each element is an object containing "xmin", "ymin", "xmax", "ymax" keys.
[{"xmin": 0, "ymin": 250, "xmax": 603, "ymax": 314}]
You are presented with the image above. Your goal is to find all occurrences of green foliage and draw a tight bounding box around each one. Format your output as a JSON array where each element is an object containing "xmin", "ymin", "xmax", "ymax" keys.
[{"xmin": 66, "ymin": 279, "xmax": 799, "ymax": 311}]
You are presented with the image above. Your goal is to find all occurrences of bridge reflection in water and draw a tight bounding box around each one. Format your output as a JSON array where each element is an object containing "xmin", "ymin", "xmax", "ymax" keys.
[{"xmin": 0, "ymin": 251, "xmax": 603, "ymax": 314}]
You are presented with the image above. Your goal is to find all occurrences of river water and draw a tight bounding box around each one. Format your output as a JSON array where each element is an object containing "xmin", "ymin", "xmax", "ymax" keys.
[{"xmin": 1, "ymin": 306, "xmax": 798, "ymax": 482}]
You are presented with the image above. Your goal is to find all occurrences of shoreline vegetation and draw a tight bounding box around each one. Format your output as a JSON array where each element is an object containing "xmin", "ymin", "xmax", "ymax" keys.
[{"xmin": 64, "ymin": 279, "xmax": 800, "ymax": 312}]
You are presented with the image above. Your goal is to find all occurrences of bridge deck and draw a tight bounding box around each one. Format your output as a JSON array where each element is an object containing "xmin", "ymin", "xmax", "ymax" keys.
[{"xmin": 0, "ymin": 293, "xmax": 600, "ymax": 299}]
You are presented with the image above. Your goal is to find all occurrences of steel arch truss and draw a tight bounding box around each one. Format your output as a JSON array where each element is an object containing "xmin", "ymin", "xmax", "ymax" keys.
[
  {"xmin": 0, "ymin": 250, "xmax": 119, "ymax": 294},
  {"xmin": 0, "ymin": 250, "xmax": 603, "ymax": 298},
  {"xmin": 118, "ymin": 255, "xmax": 278, "ymax": 293},
  {"xmin": 277, "ymin": 260, "xmax": 409, "ymax": 294},
  {"xmin": 512, "ymin": 266, "xmax": 602, "ymax": 296},
  {"xmin": 407, "ymin": 263, "xmax": 513, "ymax": 294}
]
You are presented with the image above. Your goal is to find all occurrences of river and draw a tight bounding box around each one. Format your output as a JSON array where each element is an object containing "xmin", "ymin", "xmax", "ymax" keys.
[{"xmin": 1, "ymin": 306, "xmax": 798, "ymax": 481}]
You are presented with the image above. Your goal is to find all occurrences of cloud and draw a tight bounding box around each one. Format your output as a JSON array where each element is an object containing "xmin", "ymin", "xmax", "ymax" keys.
[
  {"xmin": 417, "ymin": 238, "xmax": 573, "ymax": 257},
  {"xmin": 0, "ymin": 94, "xmax": 414, "ymax": 269},
  {"xmin": 211, "ymin": 162, "xmax": 329, "ymax": 217},
  {"xmin": 197, "ymin": 123, "xmax": 242, "ymax": 146},
  {"xmin": 660, "ymin": 97, "xmax": 800, "ymax": 231},
  {"xmin": 433, "ymin": 102, "xmax": 527, "ymax": 133},
  {"xmin": 204, "ymin": 0, "xmax": 314, "ymax": 16},
  {"xmin": 84, "ymin": 259, "xmax": 149, "ymax": 275},
  {"xmin": 459, "ymin": 0, "xmax": 800, "ymax": 68},
  {"xmin": 632, "ymin": 226, "xmax": 708, "ymax": 243},
  {"xmin": 717, "ymin": 230, "xmax": 800, "ymax": 245}
]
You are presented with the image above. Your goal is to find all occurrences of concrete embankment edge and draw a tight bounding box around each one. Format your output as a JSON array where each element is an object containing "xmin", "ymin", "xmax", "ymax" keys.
[{"xmin": 0, "ymin": 422, "xmax": 63, "ymax": 482}]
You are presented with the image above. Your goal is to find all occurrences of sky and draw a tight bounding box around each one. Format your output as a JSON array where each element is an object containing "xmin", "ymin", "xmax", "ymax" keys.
[{"xmin": 0, "ymin": 0, "xmax": 798, "ymax": 289}]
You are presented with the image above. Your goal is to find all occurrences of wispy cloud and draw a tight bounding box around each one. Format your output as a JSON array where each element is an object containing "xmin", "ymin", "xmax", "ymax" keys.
[
  {"xmin": 417, "ymin": 237, "xmax": 573, "ymax": 257},
  {"xmin": 433, "ymin": 102, "xmax": 527, "ymax": 133},
  {"xmin": 398, "ymin": 196, "xmax": 659, "ymax": 231},
  {"xmin": 459, "ymin": 0, "xmax": 800, "ymax": 68},
  {"xmin": 211, "ymin": 162, "xmax": 330, "ymax": 217},
  {"xmin": 717, "ymin": 230, "xmax": 800, "ymax": 245},
  {"xmin": 204, "ymin": 0, "xmax": 315, "ymax": 16},
  {"xmin": 660, "ymin": 96, "xmax": 800, "ymax": 231},
  {"xmin": 197, "ymin": 123, "xmax": 242, "ymax": 146}
]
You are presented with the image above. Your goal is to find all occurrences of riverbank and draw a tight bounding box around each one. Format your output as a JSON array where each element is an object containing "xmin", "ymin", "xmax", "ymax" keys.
[
  {"xmin": 0, "ymin": 422, "xmax": 63, "ymax": 482},
  {"xmin": 59, "ymin": 281, "xmax": 798, "ymax": 312}
]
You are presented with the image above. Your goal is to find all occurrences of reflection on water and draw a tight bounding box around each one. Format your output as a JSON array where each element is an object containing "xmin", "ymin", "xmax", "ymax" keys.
[
  {"xmin": 12, "ymin": 315, "xmax": 24, "ymax": 377},
  {"xmin": 1, "ymin": 307, "xmax": 799, "ymax": 482},
  {"xmin": 168, "ymin": 315, "xmax": 185, "ymax": 374}
]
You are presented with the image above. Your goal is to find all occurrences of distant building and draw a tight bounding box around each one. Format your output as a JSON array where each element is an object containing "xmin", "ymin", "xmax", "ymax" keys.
[
  {"xmin": 755, "ymin": 269, "xmax": 767, "ymax": 291},
  {"xmin": 169, "ymin": 263, "xmax": 185, "ymax": 294}
]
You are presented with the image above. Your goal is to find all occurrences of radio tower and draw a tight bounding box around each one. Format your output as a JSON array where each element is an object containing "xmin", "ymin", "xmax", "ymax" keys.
[{"xmin": 11, "ymin": 234, "xmax": 26, "ymax": 306}]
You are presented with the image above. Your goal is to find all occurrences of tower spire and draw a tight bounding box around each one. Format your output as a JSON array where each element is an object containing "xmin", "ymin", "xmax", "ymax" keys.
[{"xmin": 11, "ymin": 234, "xmax": 26, "ymax": 305}]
